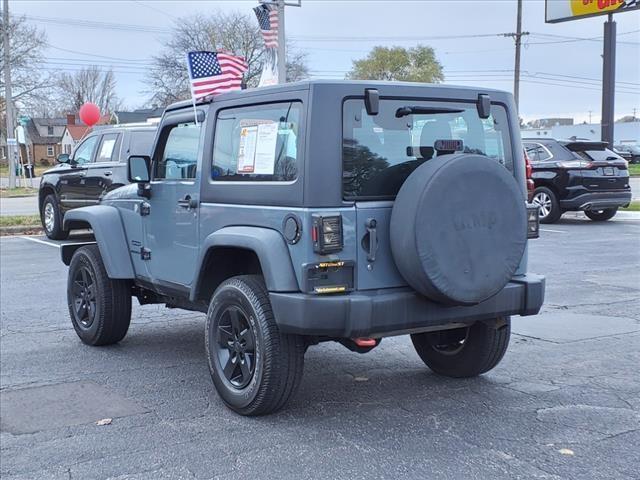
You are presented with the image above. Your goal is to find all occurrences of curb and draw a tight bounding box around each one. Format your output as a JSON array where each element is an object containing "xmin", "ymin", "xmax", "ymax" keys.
[
  {"xmin": 0, "ymin": 194, "xmax": 38, "ymax": 199},
  {"xmin": 0, "ymin": 225, "xmax": 43, "ymax": 236}
]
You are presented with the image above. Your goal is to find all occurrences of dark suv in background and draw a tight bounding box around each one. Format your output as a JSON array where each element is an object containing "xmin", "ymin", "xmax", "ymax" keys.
[
  {"xmin": 614, "ymin": 144, "xmax": 640, "ymax": 164},
  {"xmin": 523, "ymin": 138, "xmax": 631, "ymax": 223},
  {"xmin": 38, "ymin": 124, "xmax": 157, "ymax": 239}
]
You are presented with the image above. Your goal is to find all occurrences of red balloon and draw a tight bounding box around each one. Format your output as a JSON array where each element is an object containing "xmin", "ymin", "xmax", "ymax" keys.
[{"xmin": 79, "ymin": 103, "xmax": 101, "ymax": 126}]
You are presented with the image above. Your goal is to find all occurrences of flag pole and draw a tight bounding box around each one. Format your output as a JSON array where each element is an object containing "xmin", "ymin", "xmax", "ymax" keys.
[{"xmin": 185, "ymin": 53, "xmax": 199, "ymax": 126}]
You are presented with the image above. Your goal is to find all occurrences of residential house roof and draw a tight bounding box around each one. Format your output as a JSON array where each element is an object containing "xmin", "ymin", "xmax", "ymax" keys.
[
  {"xmin": 66, "ymin": 125, "xmax": 92, "ymax": 141},
  {"xmin": 25, "ymin": 118, "xmax": 64, "ymax": 145}
]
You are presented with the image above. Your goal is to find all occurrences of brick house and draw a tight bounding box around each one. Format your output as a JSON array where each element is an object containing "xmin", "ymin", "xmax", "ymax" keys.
[{"xmin": 25, "ymin": 117, "xmax": 66, "ymax": 165}]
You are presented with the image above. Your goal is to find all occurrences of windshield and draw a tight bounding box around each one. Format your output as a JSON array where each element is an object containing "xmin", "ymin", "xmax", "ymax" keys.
[{"xmin": 342, "ymin": 98, "xmax": 513, "ymax": 199}]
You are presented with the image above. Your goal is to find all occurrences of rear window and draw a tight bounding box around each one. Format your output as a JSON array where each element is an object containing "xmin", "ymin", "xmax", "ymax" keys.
[
  {"xmin": 577, "ymin": 148, "xmax": 622, "ymax": 162},
  {"xmin": 128, "ymin": 130, "xmax": 156, "ymax": 156},
  {"xmin": 342, "ymin": 98, "xmax": 513, "ymax": 199}
]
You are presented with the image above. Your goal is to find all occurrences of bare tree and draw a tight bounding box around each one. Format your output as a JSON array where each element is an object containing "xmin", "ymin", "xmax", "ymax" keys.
[
  {"xmin": 146, "ymin": 11, "xmax": 308, "ymax": 106},
  {"xmin": 0, "ymin": 14, "xmax": 55, "ymax": 116},
  {"xmin": 56, "ymin": 66, "xmax": 121, "ymax": 114}
]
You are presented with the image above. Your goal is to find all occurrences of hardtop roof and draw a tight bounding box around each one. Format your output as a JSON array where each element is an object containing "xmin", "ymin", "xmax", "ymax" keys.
[{"xmin": 165, "ymin": 79, "xmax": 513, "ymax": 112}]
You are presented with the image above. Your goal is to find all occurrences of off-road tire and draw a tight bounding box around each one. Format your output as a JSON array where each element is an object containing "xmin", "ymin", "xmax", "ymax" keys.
[
  {"xmin": 585, "ymin": 207, "xmax": 618, "ymax": 222},
  {"xmin": 532, "ymin": 187, "xmax": 562, "ymax": 224},
  {"xmin": 411, "ymin": 318, "xmax": 511, "ymax": 378},
  {"xmin": 205, "ymin": 275, "xmax": 305, "ymax": 416},
  {"xmin": 41, "ymin": 194, "xmax": 69, "ymax": 240},
  {"xmin": 67, "ymin": 245, "xmax": 132, "ymax": 346}
]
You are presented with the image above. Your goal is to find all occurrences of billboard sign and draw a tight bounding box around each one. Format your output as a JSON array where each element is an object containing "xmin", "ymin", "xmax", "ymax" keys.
[{"xmin": 546, "ymin": 0, "xmax": 640, "ymax": 23}]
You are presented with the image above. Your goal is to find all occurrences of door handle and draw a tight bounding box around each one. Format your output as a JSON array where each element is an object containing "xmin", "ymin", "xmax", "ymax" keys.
[
  {"xmin": 362, "ymin": 218, "xmax": 378, "ymax": 263},
  {"xmin": 177, "ymin": 194, "xmax": 198, "ymax": 209},
  {"xmin": 104, "ymin": 171, "xmax": 113, "ymax": 176}
]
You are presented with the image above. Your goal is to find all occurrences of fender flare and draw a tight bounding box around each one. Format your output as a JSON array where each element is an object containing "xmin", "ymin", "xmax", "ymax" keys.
[
  {"xmin": 191, "ymin": 226, "xmax": 299, "ymax": 300},
  {"xmin": 61, "ymin": 206, "xmax": 135, "ymax": 279}
]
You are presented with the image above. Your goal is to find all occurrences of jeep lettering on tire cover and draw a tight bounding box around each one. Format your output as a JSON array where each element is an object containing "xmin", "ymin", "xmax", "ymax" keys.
[{"xmin": 390, "ymin": 153, "xmax": 527, "ymax": 306}]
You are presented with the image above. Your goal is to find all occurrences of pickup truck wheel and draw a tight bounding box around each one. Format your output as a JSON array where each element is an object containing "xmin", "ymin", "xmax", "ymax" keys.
[
  {"xmin": 585, "ymin": 208, "xmax": 617, "ymax": 222},
  {"xmin": 41, "ymin": 194, "xmax": 69, "ymax": 240},
  {"xmin": 67, "ymin": 245, "xmax": 132, "ymax": 346},
  {"xmin": 532, "ymin": 187, "xmax": 561, "ymax": 224},
  {"xmin": 205, "ymin": 275, "xmax": 305, "ymax": 416},
  {"xmin": 410, "ymin": 318, "xmax": 510, "ymax": 378}
]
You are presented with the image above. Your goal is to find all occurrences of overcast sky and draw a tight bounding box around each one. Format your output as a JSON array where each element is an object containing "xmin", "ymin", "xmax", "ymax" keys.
[{"xmin": 10, "ymin": 0, "xmax": 640, "ymax": 123}]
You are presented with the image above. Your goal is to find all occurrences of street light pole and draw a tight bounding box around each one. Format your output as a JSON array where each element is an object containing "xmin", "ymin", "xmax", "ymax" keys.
[
  {"xmin": 601, "ymin": 13, "xmax": 616, "ymax": 146},
  {"xmin": 3, "ymin": 0, "xmax": 17, "ymax": 188}
]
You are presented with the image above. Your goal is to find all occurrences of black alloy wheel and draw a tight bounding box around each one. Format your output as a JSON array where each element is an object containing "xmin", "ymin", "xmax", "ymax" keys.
[
  {"xmin": 70, "ymin": 265, "xmax": 97, "ymax": 329},
  {"xmin": 215, "ymin": 306, "xmax": 257, "ymax": 389}
]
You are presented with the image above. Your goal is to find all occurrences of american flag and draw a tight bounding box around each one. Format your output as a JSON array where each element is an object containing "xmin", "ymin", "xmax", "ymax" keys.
[
  {"xmin": 186, "ymin": 51, "xmax": 248, "ymax": 100},
  {"xmin": 254, "ymin": 3, "xmax": 279, "ymax": 49}
]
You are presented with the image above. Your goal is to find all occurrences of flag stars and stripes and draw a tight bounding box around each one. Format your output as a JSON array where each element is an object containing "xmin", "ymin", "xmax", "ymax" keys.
[
  {"xmin": 254, "ymin": 4, "xmax": 279, "ymax": 49},
  {"xmin": 187, "ymin": 51, "xmax": 248, "ymax": 100}
]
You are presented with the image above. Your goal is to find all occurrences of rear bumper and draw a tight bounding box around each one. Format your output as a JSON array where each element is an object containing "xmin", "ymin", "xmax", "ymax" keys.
[
  {"xmin": 270, "ymin": 274, "xmax": 545, "ymax": 338},
  {"xmin": 560, "ymin": 190, "xmax": 632, "ymax": 211}
]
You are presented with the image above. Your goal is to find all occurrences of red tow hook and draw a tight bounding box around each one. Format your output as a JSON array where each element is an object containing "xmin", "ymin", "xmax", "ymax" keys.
[{"xmin": 352, "ymin": 338, "xmax": 377, "ymax": 348}]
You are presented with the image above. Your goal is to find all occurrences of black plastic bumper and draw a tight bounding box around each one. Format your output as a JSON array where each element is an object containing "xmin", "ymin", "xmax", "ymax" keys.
[
  {"xmin": 270, "ymin": 274, "xmax": 545, "ymax": 338},
  {"xmin": 560, "ymin": 190, "xmax": 632, "ymax": 211}
]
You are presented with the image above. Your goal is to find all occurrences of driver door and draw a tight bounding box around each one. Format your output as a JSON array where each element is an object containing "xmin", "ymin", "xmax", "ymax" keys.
[
  {"xmin": 59, "ymin": 134, "xmax": 99, "ymax": 210},
  {"xmin": 142, "ymin": 114, "xmax": 203, "ymax": 293}
]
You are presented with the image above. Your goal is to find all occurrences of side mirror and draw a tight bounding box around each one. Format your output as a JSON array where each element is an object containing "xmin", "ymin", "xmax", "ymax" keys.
[
  {"xmin": 56, "ymin": 153, "xmax": 70, "ymax": 164},
  {"xmin": 128, "ymin": 155, "xmax": 151, "ymax": 183}
]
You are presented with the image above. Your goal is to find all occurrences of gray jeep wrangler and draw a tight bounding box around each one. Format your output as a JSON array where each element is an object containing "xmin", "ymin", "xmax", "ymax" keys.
[{"xmin": 61, "ymin": 80, "xmax": 544, "ymax": 416}]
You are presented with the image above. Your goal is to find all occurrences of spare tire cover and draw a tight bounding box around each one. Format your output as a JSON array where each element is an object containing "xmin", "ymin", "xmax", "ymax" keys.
[{"xmin": 390, "ymin": 153, "xmax": 527, "ymax": 306}]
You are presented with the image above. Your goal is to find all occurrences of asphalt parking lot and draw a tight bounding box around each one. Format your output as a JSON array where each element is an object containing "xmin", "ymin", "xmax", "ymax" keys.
[{"xmin": 1, "ymin": 214, "xmax": 639, "ymax": 480}]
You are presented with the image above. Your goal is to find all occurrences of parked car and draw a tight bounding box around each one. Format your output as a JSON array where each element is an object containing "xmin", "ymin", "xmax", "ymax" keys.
[
  {"xmin": 523, "ymin": 138, "xmax": 632, "ymax": 223},
  {"xmin": 613, "ymin": 144, "xmax": 640, "ymax": 164},
  {"xmin": 60, "ymin": 80, "xmax": 544, "ymax": 416},
  {"xmin": 38, "ymin": 124, "xmax": 157, "ymax": 239}
]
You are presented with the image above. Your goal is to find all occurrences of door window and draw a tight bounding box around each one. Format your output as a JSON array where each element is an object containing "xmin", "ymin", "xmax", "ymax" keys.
[
  {"xmin": 96, "ymin": 133, "xmax": 120, "ymax": 162},
  {"xmin": 524, "ymin": 142, "xmax": 552, "ymax": 162},
  {"xmin": 212, "ymin": 102, "xmax": 301, "ymax": 182},
  {"xmin": 154, "ymin": 123, "xmax": 201, "ymax": 180},
  {"xmin": 72, "ymin": 136, "xmax": 99, "ymax": 164}
]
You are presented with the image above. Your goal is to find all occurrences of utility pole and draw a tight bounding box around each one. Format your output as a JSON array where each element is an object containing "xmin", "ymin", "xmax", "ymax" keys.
[
  {"xmin": 3, "ymin": 0, "xmax": 17, "ymax": 188},
  {"xmin": 601, "ymin": 13, "xmax": 616, "ymax": 146},
  {"xmin": 588, "ymin": 110, "xmax": 592, "ymax": 124},
  {"xmin": 513, "ymin": 0, "xmax": 523, "ymax": 111},
  {"xmin": 274, "ymin": 0, "xmax": 301, "ymax": 84},
  {"xmin": 277, "ymin": 0, "xmax": 286, "ymax": 84},
  {"xmin": 501, "ymin": 0, "xmax": 528, "ymax": 112}
]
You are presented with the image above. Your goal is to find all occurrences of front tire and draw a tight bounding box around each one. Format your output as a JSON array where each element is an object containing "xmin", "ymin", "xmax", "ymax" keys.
[
  {"xmin": 585, "ymin": 208, "xmax": 617, "ymax": 222},
  {"xmin": 205, "ymin": 275, "xmax": 305, "ymax": 416},
  {"xmin": 41, "ymin": 194, "xmax": 69, "ymax": 240},
  {"xmin": 411, "ymin": 318, "xmax": 510, "ymax": 378},
  {"xmin": 532, "ymin": 187, "xmax": 561, "ymax": 224},
  {"xmin": 67, "ymin": 245, "xmax": 132, "ymax": 346}
]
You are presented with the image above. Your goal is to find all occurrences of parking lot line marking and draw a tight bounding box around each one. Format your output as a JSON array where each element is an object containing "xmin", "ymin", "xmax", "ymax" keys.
[
  {"xmin": 540, "ymin": 228, "xmax": 567, "ymax": 233},
  {"xmin": 20, "ymin": 236, "xmax": 62, "ymax": 248}
]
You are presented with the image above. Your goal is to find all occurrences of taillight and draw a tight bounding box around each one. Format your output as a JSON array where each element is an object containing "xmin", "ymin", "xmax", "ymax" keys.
[
  {"xmin": 556, "ymin": 160, "xmax": 593, "ymax": 169},
  {"xmin": 312, "ymin": 214, "xmax": 343, "ymax": 254},
  {"xmin": 523, "ymin": 148, "xmax": 534, "ymax": 202},
  {"xmin": 524, "ymin": 148, "xmax": 532, "ymax": 179}
]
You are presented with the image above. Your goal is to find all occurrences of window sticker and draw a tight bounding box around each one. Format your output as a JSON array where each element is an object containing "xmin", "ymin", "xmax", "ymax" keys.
[
  {"xmin": 99, "ymin": 139, "xmax": 116, "ymax": 160},
  {"xmin": 236, "ymin": 120, "xmax": 278, "ymax": 175},
  {"xmin": 237, "ymin": 126, "xmax": 258, "ymax": 173}
]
